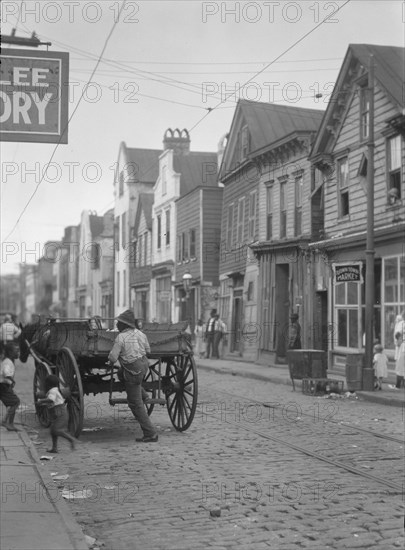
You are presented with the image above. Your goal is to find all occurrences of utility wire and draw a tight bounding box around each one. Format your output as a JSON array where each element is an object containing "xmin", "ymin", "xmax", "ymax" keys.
[
  {"xmin": 3, "ymin": 0, "xmax": 127, "ymax": 243},
  {"xmin": 188, "ymin": 0, "xmax": 352, "ymax": 132}
]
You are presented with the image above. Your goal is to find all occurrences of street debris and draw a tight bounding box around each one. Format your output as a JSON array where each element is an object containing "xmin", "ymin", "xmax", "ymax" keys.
[
  {"xmin": 84, "ymin": 534, "xmax": 97, "ymax": 547},
  {"xmin": 40, "ymin": 455, "xmax": 54, "ymax": 460},
  {"xmin": 82, "ymin": 427, "xmax": 104, "ymax": 432},
  {"xmin": 53, "ymin": 474, "xmax": 70, "ymax": 481},
  {"xmin": 62, "ymin": 488, "xmax": 93, "ymax": 499},
  {"xmin": 210, "ymin": 508, "xmax": 221, "ymax": 517}
]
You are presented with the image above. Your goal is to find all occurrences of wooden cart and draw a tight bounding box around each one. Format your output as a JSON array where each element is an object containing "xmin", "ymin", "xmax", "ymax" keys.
[{"xmin": 20, "ymin": 319, "xmax": 198, "ymax": 437}]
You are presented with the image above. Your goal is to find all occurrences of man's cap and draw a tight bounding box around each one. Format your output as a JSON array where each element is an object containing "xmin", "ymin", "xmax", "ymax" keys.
[{"xmin": 116, "ymin": 310, "xmax": 136, "ymax": 328}]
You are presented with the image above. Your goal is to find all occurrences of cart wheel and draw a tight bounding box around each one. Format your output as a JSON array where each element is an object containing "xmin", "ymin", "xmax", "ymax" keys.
[
  {"xmin": 142, "ymin": 368, "xmax": 156, "ymax": 416},
  {"xmin": 33, "ymin": 361, "xmax": 52, "ymax": 427},
  {"xmin": 55, "ymin": 347, "xmax": 84, "ymax": 438},
  {"xmin": 165, "ymin": 353, "xmax": 198, "ymax": 432}
]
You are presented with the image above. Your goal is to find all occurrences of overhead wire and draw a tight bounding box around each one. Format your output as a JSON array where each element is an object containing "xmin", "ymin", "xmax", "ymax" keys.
[{"xmin": 3, "ymin": 0, "xmax": 128, "ymax": 242}]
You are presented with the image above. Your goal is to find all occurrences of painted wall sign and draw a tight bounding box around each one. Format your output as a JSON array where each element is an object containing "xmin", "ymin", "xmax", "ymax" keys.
[
  {"xmin": 0, "ymin": 48, "xmax": 69, "ymax": 144},
  {"xmin": 333, "ymin": 263, "xmax": 363, "ymax": 283}
]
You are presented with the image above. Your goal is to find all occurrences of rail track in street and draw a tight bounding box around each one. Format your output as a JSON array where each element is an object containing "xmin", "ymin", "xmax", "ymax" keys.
[{"xmin": 200, "ymin": 386, "xmax": 404, "ymax": 493}]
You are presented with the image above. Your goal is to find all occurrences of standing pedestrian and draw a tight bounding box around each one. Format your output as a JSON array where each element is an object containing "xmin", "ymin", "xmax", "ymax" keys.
[
  {"xmin": 205, "ymin": 309, "xmax": 217, "ymax": 359},
  {"xmin": 394, "ymin": 333, "xmax": 405, "ymax": 390},
  {"xmin": 288, "ymin": 313, "xmax": 302, "ymax": 350},
  {"xmin": 213, "ymin": 314, "xmax": 225, "ymax": 359},
  {"xmin": 108, "ymin": 310, "xmax": 158, "ymax": 442},
  {"xmin": 37, "ymin": 375, "xmax": 78, "ymax": 453},
  {"xmin": 373, "ymin": 344, "xmax": 388, "ymax": 390},
  {"xmin": 194, "ymin": 319, "xmax": 206, "ymax": 359},
  {"xmin": 0, "ymin": 342, "xmax": 21, "ymax": 431},
  {"xmin": 0, "ymin": 314, "xmax": 21, "ymax": 357}
]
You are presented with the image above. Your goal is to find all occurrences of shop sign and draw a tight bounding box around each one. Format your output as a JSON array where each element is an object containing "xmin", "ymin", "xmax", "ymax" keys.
[
  {"xmin": 0, "ymin": 48, "xmax": 69, "ymax": 144},
  {"xmin": 333, "ymin": 263, "xmax": 363, "ymax": 283},
  {"xmin": 159, "ymin": 290, "xmax": 171, "ymax": 302}
]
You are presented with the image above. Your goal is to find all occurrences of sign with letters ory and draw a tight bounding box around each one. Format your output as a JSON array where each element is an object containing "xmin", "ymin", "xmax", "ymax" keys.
[{"xmin": 0, "ymin": 48, "xmax": 69, "ymax": 144}]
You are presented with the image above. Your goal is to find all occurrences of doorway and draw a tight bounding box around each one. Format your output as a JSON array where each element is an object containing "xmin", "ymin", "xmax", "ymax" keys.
[
  {"xmin": 231, "ymin": 289, "xmax": 243, "ymax": 352},
  {"xmin": 314, "ymin": 290, "xmax": 328, "ymax": 351},
  {"xmin": 275, "ymin": 264, "xmax": 290, "ymax": 358}
]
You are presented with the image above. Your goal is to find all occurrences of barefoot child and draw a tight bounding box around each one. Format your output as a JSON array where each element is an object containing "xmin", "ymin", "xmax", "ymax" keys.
[
  {"xmin": 373, "ymin": 344, "xmax": 388, "ymax": 390},
  {"xmin": 37, "ymin": 375, "xmax": 77, "ymax": 453},
  {"xmin": 0, "ymin": 342, "xmax": 21, "ymax": 431}
]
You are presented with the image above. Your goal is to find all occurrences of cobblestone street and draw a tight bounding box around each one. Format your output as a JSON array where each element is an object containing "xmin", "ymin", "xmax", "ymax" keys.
[{"xmin": 9, "ymin": 359, "xmax": 405, "ymax": 549}]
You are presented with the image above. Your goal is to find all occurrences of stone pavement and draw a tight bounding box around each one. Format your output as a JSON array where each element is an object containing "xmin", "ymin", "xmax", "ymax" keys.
[
  {"xmin": 0, "ymin": 426, "xmax": 88, "ymax": 550},
  {"xmin": 196, "ymin": 355, "xmax": 405, "ymax": 408}
]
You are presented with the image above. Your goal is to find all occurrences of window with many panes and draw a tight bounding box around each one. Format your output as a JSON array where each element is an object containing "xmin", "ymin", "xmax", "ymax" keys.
[
  {"xmin": 266, "ymin": 185, "xmax": 273, "ymax": 240},
  {"xmin": 294, "ymin": 174, "xmax": 303, "ymax": 236},
  {"xmin": 387, "ymin": 135, "xmax": 401, "ymax": 200},
  {"xmin": 335, "ymin": 280, "xmax": 360, "ymax": 349},
  {"xmin": 157, "ymin": 215, "xmax": 161, "ymax": 250},
  {"xmin": 280, "ymin": 179, "xmax": 287, "ymax": 238},
  {"xmin": 226, "ymin": 204, "xmax": 234, "ymax": 249},
  {"xmin": 360, "ymin": 87, "xmax": 370, "ymax": 141},
  {"xmin": 248, "ymin": 191, "xmax": 257, "ymax": 241},
  {"xmin": 337, "ymin": 157, "xmax": 349, "ymax": 217}
]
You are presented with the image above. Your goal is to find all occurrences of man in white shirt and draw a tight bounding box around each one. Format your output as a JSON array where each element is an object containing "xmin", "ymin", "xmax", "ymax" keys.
[{"xmin": 0, "ymin": 342, "xmax": 21, "ymax": 431}]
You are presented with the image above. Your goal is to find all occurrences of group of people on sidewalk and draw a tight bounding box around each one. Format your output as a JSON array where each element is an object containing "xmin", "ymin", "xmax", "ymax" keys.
[
  {"xmin": 372, "ymin": 312, "xmax": 405, "ymax": 391},
  {"xmin": 193, "ymin": 309, "xmax": 227, "ymax": 359}
]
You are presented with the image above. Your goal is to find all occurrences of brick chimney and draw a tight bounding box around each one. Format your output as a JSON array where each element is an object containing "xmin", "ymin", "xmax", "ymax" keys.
[{"xmin": 163, "ymin": 128, "xmax": 190, "ymax": 155}]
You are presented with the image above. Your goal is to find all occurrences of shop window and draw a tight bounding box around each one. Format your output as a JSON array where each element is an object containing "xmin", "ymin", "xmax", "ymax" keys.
[
  {"xmin": 383, "ymin": 256, "xmax": 405, "ymax": 349},
  {"xmin": 337, "ymin": 157, "xmax": 349, "ymax": 217},
  {"xmin": 387, "ymin": 135, "xmax": 401, "ymax": 202},
  {"xmin": 335, "ymin": 281, "xmax": 361, "ymax": 349}
]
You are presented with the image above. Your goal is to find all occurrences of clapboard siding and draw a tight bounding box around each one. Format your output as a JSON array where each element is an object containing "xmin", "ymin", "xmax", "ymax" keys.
[
  {"xmin": 202, "ymin": 187, "xmax": 223, "ymax": 284},
  {"xmin": 220, "ymin": 164, "xmax": 259, "ymax": 276},
  {"xmin": 176, "ymin": 188, "xmax": 202, "ymax": 282},
  {"xmin": 325, "ymin": 83, "xmax": 404, "ymax": 236}
]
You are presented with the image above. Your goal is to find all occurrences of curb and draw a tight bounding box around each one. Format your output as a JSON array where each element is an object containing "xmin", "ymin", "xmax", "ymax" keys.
[
  {"xmin": 18, "ymin": 428, "xmax": 89, "ymax": 550},
  {"xmin": 197, "ymin": 363, "xmax": 404, "ymax": 408}
]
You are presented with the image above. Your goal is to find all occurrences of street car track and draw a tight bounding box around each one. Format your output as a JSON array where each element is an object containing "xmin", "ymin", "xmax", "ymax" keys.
[
  {"xmin": 201, "ymin": 387, "xmax": 403, "ymax": 493},
  {"xmin": 208, "ymin": 386, "xmax": 404, "ymax": 445}
]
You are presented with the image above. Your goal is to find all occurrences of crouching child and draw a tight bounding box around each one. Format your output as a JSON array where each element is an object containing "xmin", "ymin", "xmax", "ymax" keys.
[{"xmin": 37, "ymin": 374, "xmax": 78, "ymax": 453}]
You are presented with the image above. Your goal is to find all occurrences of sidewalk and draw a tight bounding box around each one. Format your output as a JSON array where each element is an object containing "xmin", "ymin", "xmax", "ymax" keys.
[
  {"xmin": 0, "ymin": 427, "xmax": 88, "ymax": 550},
  {"xmin": 196, "ymin": 356, "xmax": 405, "ymax": 408}
]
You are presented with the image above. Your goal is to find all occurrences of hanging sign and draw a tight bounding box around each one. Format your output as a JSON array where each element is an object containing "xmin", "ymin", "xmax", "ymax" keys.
[
  {"xmin": 333, "ymin": 263, "xmax": 363, "ymax": 283},
  {"xmin": 0, "ymin": 48, "xmax": 69, "ymax": 144}
]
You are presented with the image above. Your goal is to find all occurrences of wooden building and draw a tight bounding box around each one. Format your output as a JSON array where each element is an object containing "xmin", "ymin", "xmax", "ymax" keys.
[{"xmin": 309, "ymin": 44, "xmax": 405, "ymax": 372}]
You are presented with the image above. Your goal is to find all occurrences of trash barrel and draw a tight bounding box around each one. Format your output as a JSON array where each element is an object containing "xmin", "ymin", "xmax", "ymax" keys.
[
  {"xmin": 286, "ymin": 350, "xmax": 327, "ymax": 391},
  {"xmin": 345, "ymin": 353, "xmax": 364, "ymax": 391}
]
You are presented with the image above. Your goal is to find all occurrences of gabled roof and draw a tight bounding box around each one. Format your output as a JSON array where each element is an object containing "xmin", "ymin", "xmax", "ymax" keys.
[
  {"xmin": 125, "ymin": 146, "xmax": 161, "ymax": 183},
  {"xmin": 134, "ymin": 193, "xmax": 154, "ymax": 234},
  {"xmin": 220, "ymin": 100, "xmax": 324, "ymax": 179},
  {"xmin": 173, "ymin": 152, "xmax": 218, "ymax": 195},
  {"xmin": 310, "ymin": 44, "xmax": 405, "ymax": 158}
]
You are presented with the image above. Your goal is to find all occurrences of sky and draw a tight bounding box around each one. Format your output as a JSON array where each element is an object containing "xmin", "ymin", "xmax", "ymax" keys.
[{"xmin": 1, "ymin": 0, "xmax": 404, "ymax": 275}]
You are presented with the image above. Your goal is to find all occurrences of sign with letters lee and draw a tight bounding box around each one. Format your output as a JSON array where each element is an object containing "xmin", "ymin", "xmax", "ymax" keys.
[
  {"xmin": 0, "ymin": 48, "xmax": 69, "ymax": 144},
  {"xmin": 333, "ymin": 263, "xmax": 363, "ymax": 284}
]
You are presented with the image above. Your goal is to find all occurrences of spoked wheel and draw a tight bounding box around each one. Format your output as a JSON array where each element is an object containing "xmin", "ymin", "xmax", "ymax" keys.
[
  {"xmin": 165, "ymin": 353, "xmax": 198, "ymax": 432},
  {"xmin": 142, "ymin": 367, "xmax": 156, "ymax": 416},
  {"xmin": 33, "ymin": 361, "xmax": 52, "ymax": 427},
  {"xmin": 55, "ymin": 347, "xmax": 84, "ymax": 438}
]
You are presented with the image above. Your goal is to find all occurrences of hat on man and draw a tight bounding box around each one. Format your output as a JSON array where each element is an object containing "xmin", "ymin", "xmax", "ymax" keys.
[{"xmin": 116, "ymin": 310, "xmax": 136, "ymax": 328}]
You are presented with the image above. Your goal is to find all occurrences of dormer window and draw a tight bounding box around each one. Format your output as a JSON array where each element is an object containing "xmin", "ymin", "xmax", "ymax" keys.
[
  {"xmin": 360, "ymin": 87, "xmax": 370, "ymax": 141},
  {"xmin": 240, "ymin": 126, "xmax": 250, "ymax": 161}
]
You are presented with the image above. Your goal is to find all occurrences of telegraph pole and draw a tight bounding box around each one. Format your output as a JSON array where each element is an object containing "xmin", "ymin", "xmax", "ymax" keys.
[{"xmin": 365, "ymin": 55, "xmax": 375, "ymax": 377}]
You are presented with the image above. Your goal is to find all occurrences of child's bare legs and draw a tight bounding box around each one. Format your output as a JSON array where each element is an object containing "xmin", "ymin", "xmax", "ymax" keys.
[
  {"xmin": 48, "ymin": 429, "xmax": 77, "ymax": 452},
  {"xmin": 378, "ymin": 377, "xmax": 383, "ymax": 390}
]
